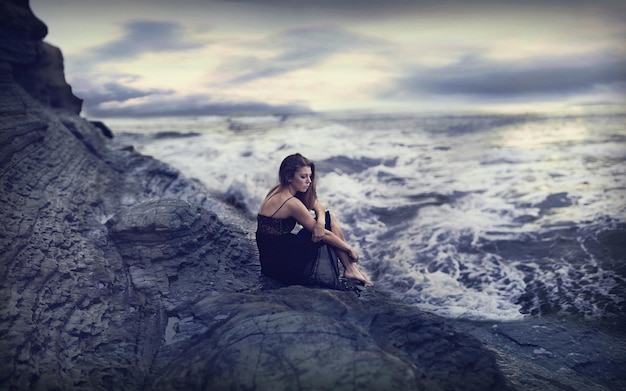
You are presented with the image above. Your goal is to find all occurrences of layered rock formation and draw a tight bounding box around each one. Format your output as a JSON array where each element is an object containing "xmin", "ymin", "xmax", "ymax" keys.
[
  {"xmin": 1, "ymin": 0, "xmax": 81, "ymax": 113},
  {"xmin": 12, "ymin": 40, "xmax": 83, "ymax": 114}
]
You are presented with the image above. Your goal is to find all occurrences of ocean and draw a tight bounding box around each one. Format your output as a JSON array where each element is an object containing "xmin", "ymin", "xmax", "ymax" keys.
[{"xmin": 110, "ymin": 112, "xmax": 626, "ymax": 322}]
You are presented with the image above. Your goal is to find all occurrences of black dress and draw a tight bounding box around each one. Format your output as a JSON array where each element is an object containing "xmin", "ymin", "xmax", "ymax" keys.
[{"xmin": 256, "ymin": 205, "xmax": 341, "ymax": 288}]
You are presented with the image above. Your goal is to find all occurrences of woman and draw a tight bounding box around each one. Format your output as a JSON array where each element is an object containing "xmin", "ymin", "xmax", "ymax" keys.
[{"xmin": 256, "ymin": 153, "xmax": 372, "ymax": 287}]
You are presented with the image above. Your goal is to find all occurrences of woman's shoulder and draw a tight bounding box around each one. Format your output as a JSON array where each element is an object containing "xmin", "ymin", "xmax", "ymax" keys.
[
  {"xmin": 282, "ymin": 196, "xmax": 311, "ymax": 217},
  {"xmin": 260, "ymin": 191, "xmax": 300, "ymax": 217}
]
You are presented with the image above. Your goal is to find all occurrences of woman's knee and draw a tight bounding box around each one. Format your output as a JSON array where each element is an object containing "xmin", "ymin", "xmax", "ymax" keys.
[{"xmin": 329, "ymin": 211, "xmax": 345, "ymax": 237}]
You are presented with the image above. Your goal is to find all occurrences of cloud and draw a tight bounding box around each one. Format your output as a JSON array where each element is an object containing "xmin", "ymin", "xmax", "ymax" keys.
[
  {"xmin": 44, "ymin": 0, "xmax": 624, "ymax": 115},
  {"xmin": 88, "ymin": 19, "xmax": 206, "ymax": 60},
  {"xmin": 71, "ymin": 76, "xmax": 311, "ymax": 117},
  {"xmin": 393, "ymin": 52, "xmax": 626, "ymax": 101},
  {"xmin": 76, "ymin": 80, "xmax": 174, "ymax": 107},
  {"xmin": 212, "ymin": 0, "xmax": 626, "ymax": 20},
  {"xmin": 224, "ymin": 26, "xmax": 388, "ymax": 84},
  {"xmin": 81, "ymin": 92, "xmax": 311, "ymax": 118}
]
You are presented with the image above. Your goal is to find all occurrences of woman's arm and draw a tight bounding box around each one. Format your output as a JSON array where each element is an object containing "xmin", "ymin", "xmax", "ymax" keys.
[
  {"xmin": 289, "ymin": 200, "xmax": 358, "ymax": 260},
  {"xmin": 311, "ymin": 200, "xmax": 326, "ymax": 242},
  {"xmin": 313, "ymin": 200, "xmax": 326, "ymax": 223}
]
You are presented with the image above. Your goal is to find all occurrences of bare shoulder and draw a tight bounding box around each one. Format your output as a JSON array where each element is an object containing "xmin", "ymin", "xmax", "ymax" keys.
[
  {"xmin": 285, "ymin": 196, "xmax": 307, "ymax": 211},
  {"xmin": 259, "ymin": 192, "xmax": 300, "ymax": 217},
  {"xmin": 285, "ymin": 197, "xmax": 313, "ymax": 218}
]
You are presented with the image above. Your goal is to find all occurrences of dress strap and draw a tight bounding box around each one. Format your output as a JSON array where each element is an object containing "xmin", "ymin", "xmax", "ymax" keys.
[{"xmin": 269, "ymin": 196, "xmax": 295, "ymax": 218}]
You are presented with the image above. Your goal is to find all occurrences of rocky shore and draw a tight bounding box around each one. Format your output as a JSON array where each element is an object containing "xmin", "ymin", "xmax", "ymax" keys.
[{"xmin": 1, "ymin": 1, "xmax": 624, "ymax": 390}]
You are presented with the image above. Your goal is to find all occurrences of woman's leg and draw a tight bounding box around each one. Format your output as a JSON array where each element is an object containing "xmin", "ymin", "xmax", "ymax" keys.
[{"xmin": 327, "ymin": 211, "xmax": 373, "ymax": 285}]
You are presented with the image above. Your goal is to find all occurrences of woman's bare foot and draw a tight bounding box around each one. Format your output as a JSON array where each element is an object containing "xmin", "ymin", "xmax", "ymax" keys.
[{"xmin": 344, "ymin": 266, "xmax": 373, "ymax": 286}]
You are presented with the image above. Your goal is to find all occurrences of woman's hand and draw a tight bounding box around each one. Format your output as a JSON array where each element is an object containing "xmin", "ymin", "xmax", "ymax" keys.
[
  {"xmin": 347, "ymin": 246, "xmax": 359, "ymax": 263},
  {"xmin": 312, "ymin": 221, "xmax": 325, "ymax": 242}
]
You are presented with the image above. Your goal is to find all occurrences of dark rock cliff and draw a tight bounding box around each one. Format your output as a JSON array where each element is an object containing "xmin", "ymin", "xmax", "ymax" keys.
[
  {"xmin": 0, "ymin": 1, "xmax": 514, "ymax": 390},
  {"xmin": 1, "ymin": 0, "xmax": 81, "ymax": 114},
  {"xmin": 12, "ymin": 40, "xmax": 83, "ymax": 114}
]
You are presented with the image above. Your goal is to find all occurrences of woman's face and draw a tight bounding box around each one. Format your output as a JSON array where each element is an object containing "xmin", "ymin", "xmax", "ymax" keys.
[{"xmin": 289, "ymin": 166, "xmax": 312, "ymax": 193}]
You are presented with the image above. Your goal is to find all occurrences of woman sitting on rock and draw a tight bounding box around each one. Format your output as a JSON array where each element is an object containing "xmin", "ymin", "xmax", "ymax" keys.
[{"xmin": 256, "ymin": 153, "xmax": 372, "ymax": 287}]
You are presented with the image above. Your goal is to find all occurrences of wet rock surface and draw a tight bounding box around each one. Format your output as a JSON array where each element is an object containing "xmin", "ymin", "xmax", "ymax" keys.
[{"xmin": 452, "ymin": 316, "xmax": 626, "ymax": 391}]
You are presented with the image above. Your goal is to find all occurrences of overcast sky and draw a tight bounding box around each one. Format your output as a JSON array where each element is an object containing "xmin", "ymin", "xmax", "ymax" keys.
[{"xmin": 30, "ymin": 0, "xmax": 626, "ymax": 118}]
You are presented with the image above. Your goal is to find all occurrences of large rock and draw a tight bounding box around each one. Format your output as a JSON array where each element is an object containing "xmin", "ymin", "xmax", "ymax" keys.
[
  {"xmin": 1, "ymin": 0, "xmax": 81, "ymax": 113},
  {"xmin": 149, "ymin": 287, "xmax": 507, "ymax": 391},
  {"xmin": 106, "ymin": 198, "xmax": 260, "ymax": 303},
  {"xmin": 0, "ymin": 0, "xmax": 47, "ymax": 65}
]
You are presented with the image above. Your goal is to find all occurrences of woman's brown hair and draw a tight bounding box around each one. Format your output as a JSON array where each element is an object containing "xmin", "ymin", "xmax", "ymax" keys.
[{"xmin": 267, "ymin": 153, "xmax": 317, "ymax": 209}]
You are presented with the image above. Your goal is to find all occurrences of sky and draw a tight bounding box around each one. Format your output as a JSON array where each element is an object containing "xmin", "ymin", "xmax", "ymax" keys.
[{"xmin": 29, "ymin": 0, "xmax": 626, "ymax": 118}]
